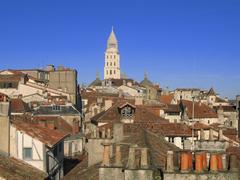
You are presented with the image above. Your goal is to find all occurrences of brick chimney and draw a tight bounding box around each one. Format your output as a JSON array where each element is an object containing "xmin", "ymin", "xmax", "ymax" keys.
[
  {"xmin": 140, "ymin": 148, "xmax": 149, "ymax": 169},
  {"xmin": 222, "ymin": 153, "xmax": 227, "ymax": 171},
  {"xmin": 217, "ymin": 154, "xmax": 223, "ymax": 170},
  {"xmin": 101, "ymin": 143, "xmax": 111, "ymax": 167}
]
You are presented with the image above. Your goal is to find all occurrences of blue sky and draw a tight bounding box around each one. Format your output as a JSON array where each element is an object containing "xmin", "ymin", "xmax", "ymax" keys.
[{"xmin": 0, "ymin": 0, "xmax": 240, "ymax": 98}]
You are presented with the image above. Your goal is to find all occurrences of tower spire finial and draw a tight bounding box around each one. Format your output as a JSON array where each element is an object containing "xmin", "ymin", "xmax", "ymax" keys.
[{"xmin": 112, "ymin": 26, "xmax": 114, "ymax": 32}]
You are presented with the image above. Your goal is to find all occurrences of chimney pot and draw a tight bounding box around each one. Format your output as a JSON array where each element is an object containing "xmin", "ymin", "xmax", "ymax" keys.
[
  {"xmin": 230, "ymin": 154, "xmax": 239, "ymax": 172},
  {"xmin": 181, "ymin": 152, "xmax": 190, "ymax": 172},
  {"xmin": 200, "ymin": 129, "xmax": 205, "ymax": 141},
  {"xmin": 127, "ymin": 146, "xmax": 136, "ymax": 169},
  {"xmin": 101, "ymin": 128, "xmax": 106, "ymax": 138},
  {"xmin": 140, "ymin": 148, "xmax": 149, "ymax": 169},
  {"xmin": 202, "ymin": 152, "xmax": 208, "ymax": 170},
  {"xmin": 217, "ymin": 154, "xmax": 223, "ymax": 171},
  {"xmin": 107, "ymin": 128, "xmax": 111, "ymax": 138},
  {"xmin": 218, "ymin": 129, "xmax": 224, "ymax": 141},
  {"xmin": 166, "ymin": 151, "xmax": 174, "ymax": 172},
  {"xmin": 114, "ymin": 145, "xmax": 122, "ymax": 167},
  {"xmin": 195, "ymin": 152, "xmax": 204, "ymax": 173},
  {"xmin": 222, "ymin": 154, "xmax": 227, "ymax": 171},
  {"xmin": 96, "ymin": 127, "xmax": 100, "ymax": 138},
  {"xmin": 209, "ymin": 129, "xmax": 214, "ymax": 141},
  {"xmin": 210, "ymin": 153, "xmax": 218, "ymax": 172},
  {"xmin": 101, "ymin": 143, "xmax": 111, "ymax": 167}
]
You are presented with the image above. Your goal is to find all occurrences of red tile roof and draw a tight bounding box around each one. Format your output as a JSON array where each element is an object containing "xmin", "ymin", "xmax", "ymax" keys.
[
  {"xmin": 10, "ymin": 98, "xmax": 30, "ymax": 113},
  {"xmin": 159, "ymin": 94, "xmax": 174, "ymax": 104},
  {"xmin": 181, "ymin": 100, "xmax": 218, "ymax": 119},
  {"xmin": 12, "ymin": 120, "xmax": 69, "ymax": 147}
]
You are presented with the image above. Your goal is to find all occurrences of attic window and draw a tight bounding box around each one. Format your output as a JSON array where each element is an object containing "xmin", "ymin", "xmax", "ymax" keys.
[
  {"xmin": 52, "ymin": 105, "xmax": 61, "ymax": 111},
  {"xmin": 121, "ymin": 106, "xmax": 135, "ymax": 118}
]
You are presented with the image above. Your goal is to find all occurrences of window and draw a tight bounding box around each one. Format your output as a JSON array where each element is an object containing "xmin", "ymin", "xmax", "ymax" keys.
[
  {"xmin": 52, "ymin": 105, "xmax": 61, "ymax": 111},
  {"xmin": 110, "ymin": 62, "xmax": 112, "ymax": 66},
  {"xmin": 121, "ymin": 106, "xmax": 135, "ymax": 118},
  {"xmin": 23, "ymin": 148, "xmax": 32, "ymax": 159},
  {"xmin": 110, "ymin": 70, "xmax": 112, "ymax": 75},
  {"xmin": 208, "ymin": 120, "xmax": 210, "ymax": 124},
  {"xmin": 114, "ymin": 55, "xmax": 116, "ymax": 59},
  {"xmin": 106, "ymin": 70, "xmax": 108, "ymax": 75},
  {"xmin": 107, "ymin": 62, "xmax": 108, "ymax": 66},
  {"xmin": 114, "ymin": 70, "xmax": 116, "ymax": 74}
]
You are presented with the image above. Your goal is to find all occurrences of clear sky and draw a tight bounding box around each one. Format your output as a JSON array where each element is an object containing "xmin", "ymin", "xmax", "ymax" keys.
[{"xmin": 0, "ymin": 0, "xmax": 240, "ymax": 99}]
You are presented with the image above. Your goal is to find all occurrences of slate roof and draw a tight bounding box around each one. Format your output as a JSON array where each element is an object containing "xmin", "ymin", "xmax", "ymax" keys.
[
  {"xmin": 0, "ymin": 154, "xmax": 46, "ymax": 180},
  {"xmin": 33, "ymin": 104, "xmax": 80, "ymax": 116}
]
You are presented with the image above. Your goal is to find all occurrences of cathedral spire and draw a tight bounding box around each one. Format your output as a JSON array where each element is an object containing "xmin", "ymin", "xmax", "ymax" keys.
[{"xmin": 107, "ymin": 27, "xmax": 118, "ymax": 49}]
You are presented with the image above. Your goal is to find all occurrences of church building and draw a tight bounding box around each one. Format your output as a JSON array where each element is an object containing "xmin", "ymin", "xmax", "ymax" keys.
[{"xmin": 104, "ymin": 28, "xmax": 121, "ymax": 79}]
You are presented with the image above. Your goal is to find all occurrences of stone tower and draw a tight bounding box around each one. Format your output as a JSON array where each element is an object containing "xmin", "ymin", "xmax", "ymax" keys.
[{"xmin": 104, "ymin": 27, "xmax": 121, "ymax": 79}]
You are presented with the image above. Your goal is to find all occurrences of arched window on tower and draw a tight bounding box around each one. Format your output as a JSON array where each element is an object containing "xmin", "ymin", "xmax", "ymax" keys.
[
  {"xmin": 114, "ymin": 55, "xmax": 116, "ymax": 59},
  {"xmin": 107, "ymin": 62, "xmax": 108, "ymax": 66},
  {"xmin": 110, "ymin": 70, "xmax": 112, "ymax": 75},
  {"xmin": 114, "ymin": 62, "xmax": 116, "ymax": 66},
  {"xmin": 114, "ymin": 70, "xmax": 116, "ymax": 74}
]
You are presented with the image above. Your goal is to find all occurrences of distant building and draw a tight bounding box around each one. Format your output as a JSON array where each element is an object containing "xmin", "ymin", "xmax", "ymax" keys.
[{"xmin": 104, "ymin": 28, "xmax": 121, "ymax": 79}]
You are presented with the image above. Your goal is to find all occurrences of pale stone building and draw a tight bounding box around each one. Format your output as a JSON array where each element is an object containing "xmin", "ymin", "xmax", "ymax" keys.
[{"xmin": 104, "ymin": 28, "xmax": 121, "ymax": 80}]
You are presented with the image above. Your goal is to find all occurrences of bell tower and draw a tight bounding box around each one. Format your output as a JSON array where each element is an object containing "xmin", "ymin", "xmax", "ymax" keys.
[{"xmin": 104, "ymin": 27, "xmax": 121, "ymax": 79}]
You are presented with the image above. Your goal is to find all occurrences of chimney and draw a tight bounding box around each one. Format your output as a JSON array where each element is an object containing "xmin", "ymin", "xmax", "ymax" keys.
[
  {"xmin": 188, "ymin": 152, "xmax": 193, "ymax": 170},
  {"xmin": 209, "ymin": 129, "xmax": 214, "ymax": 141},
  {"xmin": 3, "ymin": 95, "xmax": 7, "ymax": 102},
  {"xmin": 93, "ymin": 129, "xmax": 97, "ymax": 138},
  {"xmin": 72, "ymin": 120, "xmax": 80, "ymax": 135},
  {"xmin": 135, "ymin": 97, "xmax": 143, "ymax": 106},
  {"xmin": 222, "ymin": 153, "xmax": 227, "ymax": 171},
  {"xmin": 104, "ymin": 100, "xmax": 113, "ymax": 110},
  {"xmin": 127, "ymin": 146, "xmax": 136, "ymax": 169},
  {"xmin": 200, "ymin": 129, "xmax": 205, "ymax": 141},
  {"xmin": 107, "ymin": 128, "xmax": 111, "ymax": 138},
  {"xmin": 96, "ymin": 127, "xmax": 100, "ymax": 138},
  {"xmin": 101, "ymin": 128, "xmax": 106, "ymax": 138},
  {"xmin": 166, "ymin": 151, "xmax": 174, "ymax": 172},
  {"xmin": 202, "ymin": 152, "xmax": 207, "ymax": 170},
  {"xmin": 210, "ymin": 153, "xmax": 218, "ymax": 172},
  {"xmin": 114, "ymin": 145, "xmax": 122, "ymax": 167},
  {"xmin": 195, "ymin": 152, "xmax": 203, "ymax": 173},
  {"xmin": 101, "ymin": 143, "xmax": 111, "ymax": 167},
  {"xmin": 230, "ymin": 154, "xmax": 239, "ymax": 172},
  {"xmin": 218, "ymin": 129, "xmax": 224, "ymax": 141},
  {"xmin": 140, "ymin": 148, "xmax": 149, "ymax": 169},
  {"xmin": 217, "ymin": 154, "xmax": 223, "ymax": 170},
  {"xmin": 180, "ymin": 152, "xmax": 190, "ymax": 172}
]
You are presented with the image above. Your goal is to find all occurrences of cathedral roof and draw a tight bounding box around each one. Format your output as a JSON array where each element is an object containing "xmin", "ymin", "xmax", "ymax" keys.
[
  {"xmin": 140, "ymin": 73, "xmax": 153, "ymax": 86},
  {"xmin": 107, "ymin": 28, "xmax": 118, "ymax": 49},
  {"xmin": 207, "ymin": 87, "xmax": 217, "ymax": 96}
]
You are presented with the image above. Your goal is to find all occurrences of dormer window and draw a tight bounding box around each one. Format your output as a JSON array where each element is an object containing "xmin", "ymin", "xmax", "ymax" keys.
[
  {"xmin": 52, "ymin": 105, "xmax": 61, "ymax": 111},
  {"xmin": 118, "ymin": 103, "xmax": 136, "ymax": 121}
]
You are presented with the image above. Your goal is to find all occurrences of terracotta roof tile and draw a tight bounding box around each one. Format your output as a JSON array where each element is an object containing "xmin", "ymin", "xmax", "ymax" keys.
[{"xmin": 12, "ymin": 120, "xmax": 69, "ymax": 147}]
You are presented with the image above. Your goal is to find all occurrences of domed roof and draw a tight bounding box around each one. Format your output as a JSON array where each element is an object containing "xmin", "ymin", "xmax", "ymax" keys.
[
  {"xmin": 140, "ymin": 73, "xmax": 153, "ymax": 86},
  {"xmin": 89, "ymin": 73, "xmax": 102, "ymax": 87},
  {"xmin": 107, "ymin": 27, "xmax": 118, "ymax": 49}
]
